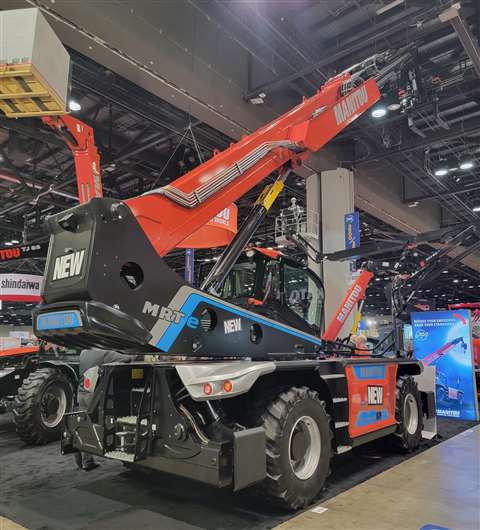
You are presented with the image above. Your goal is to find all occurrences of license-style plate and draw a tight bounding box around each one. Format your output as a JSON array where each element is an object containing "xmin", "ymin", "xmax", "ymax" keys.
[{"xmin": 36, "ymin": 310, "xmax": 83, "ymax": 331}]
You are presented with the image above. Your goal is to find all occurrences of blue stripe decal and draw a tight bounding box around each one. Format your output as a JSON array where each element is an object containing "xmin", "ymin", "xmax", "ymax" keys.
[
  {"xmin": 356, "ymin": 409, "xmax": 389, "ymax": 427},
  {"xmin": 156, "ymin": 293, "xmax": 322, "ymax": 351},
  {"xmin": 352, "ymin": 365, "xmax": 386, "ymax": 380}
]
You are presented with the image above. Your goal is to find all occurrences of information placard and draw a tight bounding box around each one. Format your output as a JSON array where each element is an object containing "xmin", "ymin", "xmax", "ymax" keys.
[{"xmin": 412, "ymin": 310, "xmax": 479, "ymax": 420}]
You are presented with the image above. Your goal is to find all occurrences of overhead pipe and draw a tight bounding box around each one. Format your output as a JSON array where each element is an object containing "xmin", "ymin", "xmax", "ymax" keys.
[{"xmin": 0, "ymin": 172, "xmax": 78, "ymax": 202}]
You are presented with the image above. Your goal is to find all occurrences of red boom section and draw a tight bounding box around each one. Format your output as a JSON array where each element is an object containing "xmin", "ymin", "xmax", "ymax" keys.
[
  {"xmin": 322, "ymin": 269, "xmax": 374, "ymax": 341},
  {"xmin": 43, "ymin": 115, "xmax": 103, "ymax": 204},
  {"xmin": 126, "ymin": 76, "xmax": 380, "ymax": 256}
]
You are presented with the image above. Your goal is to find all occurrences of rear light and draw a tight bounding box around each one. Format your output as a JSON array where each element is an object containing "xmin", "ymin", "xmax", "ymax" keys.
[
  {"xmin": 223, "ymin": 380, "xmax": 233, "ymax": 393},
  {"xmin": 203, "ymin": 383, "xmax": 213, "ymax": 395}
]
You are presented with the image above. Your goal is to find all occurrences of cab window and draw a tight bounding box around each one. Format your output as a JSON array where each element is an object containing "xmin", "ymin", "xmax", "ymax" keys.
[{"xmin": 283, "ymin": 263, "xmax": 324, "ymax": 330}]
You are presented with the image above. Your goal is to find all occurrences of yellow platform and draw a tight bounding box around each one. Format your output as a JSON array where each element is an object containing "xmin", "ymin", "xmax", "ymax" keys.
[{"xmin": 0, "ymin": 63, "xmax": 67, "ymax": 118}]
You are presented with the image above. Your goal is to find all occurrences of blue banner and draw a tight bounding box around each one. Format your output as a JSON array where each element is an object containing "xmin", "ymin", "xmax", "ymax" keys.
[
  {"xmin": 412, "ymin": 310, "xmax": 479, "ymax": 420},
  {"xmin": 185, "ymin": 248, "xmax": 195, "ymax": 285},
  {"xmin": 344, "ymin": 211, "xmax": 360, "ymax": 249}
]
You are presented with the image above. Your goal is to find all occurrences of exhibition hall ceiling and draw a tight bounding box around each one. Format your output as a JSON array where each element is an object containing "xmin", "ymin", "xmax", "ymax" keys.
[{"xmin": 0, "ymin": 0, "xmax": 479, "ymax": 322}]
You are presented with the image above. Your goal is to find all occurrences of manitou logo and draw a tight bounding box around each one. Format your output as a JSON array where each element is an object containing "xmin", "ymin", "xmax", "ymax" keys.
[
  {"xmin": 333, "ymin": 85, "xmax": 369, "ymax": 126},
  {"xmin": 336, "ymin": 285, "xmax": 362, "ymax": 323},
  {"xmin": 224, "ymin": 318, "xmax": 242, "ymax": 334},
  {"xmin": 368, "ymin": 386, "xmax": 384, "ymax": 405},
  {"xmin": 52, "ymin": 250, "xmax": 85, "ymax": 281},
  {"xmin": 142, "ymin": 301, "xmax": 185, "ymax": 324}
]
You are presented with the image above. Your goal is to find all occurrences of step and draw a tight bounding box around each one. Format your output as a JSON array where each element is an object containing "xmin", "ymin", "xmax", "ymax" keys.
[
  {"xmin": 335, "ymin": 421, "xmax": 349, "ymax": 429},
  {"xmin": 117, "ymin": 416, "xmax": 138, "ymax": 425},
  {"xmin": 104, "ymin": 451, "xmax": 135, "ymax": 462},
  {"xmin": 336, "ymin": 445, "xmax": 352, "ymax": 454},
  {"xmin": 333, "ymin": 397, "xmax": 348, "ymax": 403}
]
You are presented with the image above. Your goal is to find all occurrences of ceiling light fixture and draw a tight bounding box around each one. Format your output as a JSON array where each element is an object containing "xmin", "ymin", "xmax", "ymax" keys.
[
  {"xmin": 249, "ymin": 92, "xmax": 266, "ymax": 105},
  {"xmin": 387, "ymin": 101, "xmax": 401, "ymax": 111},
  {"xmin": 434, "ymin": 164, "xmax": 448, "ymax": 177},
  {"xmin": 68, "ymin": 100, "xmax": 81, "ymax": 112},
  {"xmin": 371, "ymin": 106, "xmax": 387, "ymax": 119},
  {"xmin": 473, "ymin": 205, "xmax": 480, "ymax": 212},
  {"xmin": 460, "ymin": 159, "xmax": 474, "ymax": 170}
]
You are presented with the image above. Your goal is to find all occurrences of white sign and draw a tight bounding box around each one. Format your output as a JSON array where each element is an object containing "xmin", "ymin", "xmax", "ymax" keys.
[
  {"xmin": 0, "ymin": 337, "xmax": 21, "ymax": 350},
  {"xmin": 0, "ymin": 273, "xmax": 43, "ymax": 302},
  {"xmin": 9, "ymin": 331, "xmax": 30, "ymax": 339}
]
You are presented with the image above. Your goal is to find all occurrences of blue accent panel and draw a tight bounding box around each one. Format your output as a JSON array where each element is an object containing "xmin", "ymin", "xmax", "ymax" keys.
[
  {"xmin": 356, "ymin": 409, "xmax": 389, "ymax": 427},
  {"xmin": 156, "ymin": 293, "xmax": 322, "ymax": 351},
  {"xmin": 37, "ymin": 310, "xmax": 82, "ymax": 331},
  {"xmin": 352, "ymin": 365, "xmax": 386, "ymax": 380},
  {"xmin": 420, "ymin": 526, "xmax": 451, "ymax": 530}
]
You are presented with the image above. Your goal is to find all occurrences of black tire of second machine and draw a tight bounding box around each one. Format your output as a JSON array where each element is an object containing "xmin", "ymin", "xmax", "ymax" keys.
[
  {"xmin": 13, "ymin": 367, "xmax": 74, "ymax": 445},
  {"xmin": 259, "ymin": 385, "xmax": 333, "ymax": 510},
  {"xmin": 392, "ymin": 375, "xmax": 423, "ymax": 451}
]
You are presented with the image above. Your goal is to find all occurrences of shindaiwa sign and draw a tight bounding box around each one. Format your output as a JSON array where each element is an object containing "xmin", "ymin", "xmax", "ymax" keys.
[{"xmin": 0, "ymin": 273, "xmax": 43, "ymax": 302}]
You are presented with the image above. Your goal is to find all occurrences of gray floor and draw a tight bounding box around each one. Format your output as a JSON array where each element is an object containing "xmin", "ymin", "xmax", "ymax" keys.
[
  {"xmin": 279, "ymin": 424, "xmax": 480, "ymax": 530},
  {"xmin": 0, "ymin": 413, "xmax": 477, "ymax": 530}
]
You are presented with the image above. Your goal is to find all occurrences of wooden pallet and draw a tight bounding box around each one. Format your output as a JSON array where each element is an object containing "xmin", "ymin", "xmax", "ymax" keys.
[{"xmin": 0, "ymin": 63, "xmax": 67, "ymax": 118}]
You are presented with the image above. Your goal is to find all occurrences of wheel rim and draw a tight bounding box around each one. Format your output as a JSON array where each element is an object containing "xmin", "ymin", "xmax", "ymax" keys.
[
  {"xmin": 288, "ymin": 415, "xmax": 321, "ymax": 480},
  {"xmin": 40, "ymin": 384, "xmax": 67, "ymax": 428},
  {"xmin": 404, "ymin": 393, "xmax": 419, "ymax": 435}
]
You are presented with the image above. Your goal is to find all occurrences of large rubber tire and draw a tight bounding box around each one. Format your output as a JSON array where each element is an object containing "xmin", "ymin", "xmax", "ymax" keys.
[
  {"xmin": 13, "ymin": 367, "xmax": 74, "ymax": 445},
  {"xmin": 392, "ymin": 375, "xmax": 423, "ymax": 452},
  {"xmin": 258, "ymin": 386, "xmax": 333, "ymax": 510}
]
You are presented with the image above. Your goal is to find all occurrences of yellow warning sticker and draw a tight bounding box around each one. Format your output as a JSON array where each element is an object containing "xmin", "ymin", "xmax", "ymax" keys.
[{"xmin": 131, "ymin": 368, "xmax": 144, "ymax": 380}]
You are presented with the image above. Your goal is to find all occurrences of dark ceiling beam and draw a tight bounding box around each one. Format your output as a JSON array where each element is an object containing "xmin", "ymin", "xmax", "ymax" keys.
[
  {"xmin": 244, "ymin": 3, "xmax": 445, "ymax": 99},
  {"xmin": 113, "ymin": 121, "xmax": 202, "ymax": 163},
  {"xmin": 356, "ymin": 118, "xmax": 480, "ymax": 163},
  {"xmin": 440, "ymin": 5, "xmax": 480, "ymax": 79},
  {"xmin": 188, "ymin": 0, "xmax": 312, "ymax": 99},
  {"xmin": 403, "ymin": 182, "xmax": 480, "ymax": 205},
  {"xmin": 0, "ymin": 219, "xmax": 25, "ymax": 234},
  {"xmin": 0, "ymin": 117, "xmax": 66, "ymax": 149}
]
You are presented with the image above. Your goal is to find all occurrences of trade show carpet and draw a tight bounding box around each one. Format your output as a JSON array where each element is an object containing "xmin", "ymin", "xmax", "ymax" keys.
[{"xmin": 0, "ymin": 414, "xmax": 477, "ymax": 530}]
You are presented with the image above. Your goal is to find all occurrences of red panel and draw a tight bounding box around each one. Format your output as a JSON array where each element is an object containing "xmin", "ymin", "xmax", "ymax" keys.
[
  {"xmin": 346, "ymin": 363, "xmax": 398, "ymax": 438},
  {"xmin": 0, "ymin": 347, "xmax": 38, "ymax": 358},
  {"xmin": 177, "ymin": 204, "xmax": 238, "ymax": 249},
  {"xmin": 0, "ymin": 294, "xmax": 41, "ymax": 301}
]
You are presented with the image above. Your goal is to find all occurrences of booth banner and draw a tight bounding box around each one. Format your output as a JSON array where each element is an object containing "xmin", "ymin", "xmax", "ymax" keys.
[
  {"xmin": 344, "ymin": 211, "xmax": 360, "ymax": 249},
  {"xmin": 0, "ymin": 243, "xmax": 48, "ymax": 262},
  {"xmin": 0, "ymin": 273, "xmax": 43, "ymax": 302},
  {"xmin": 412, "ymin": 310, "xmax": 479, "ymax": 421}
]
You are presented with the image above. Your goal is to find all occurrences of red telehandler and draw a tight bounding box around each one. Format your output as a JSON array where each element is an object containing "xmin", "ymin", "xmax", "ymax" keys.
[{"xmin": 29, "ymin": 51, "xmax": 437, "ymax": 510}]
